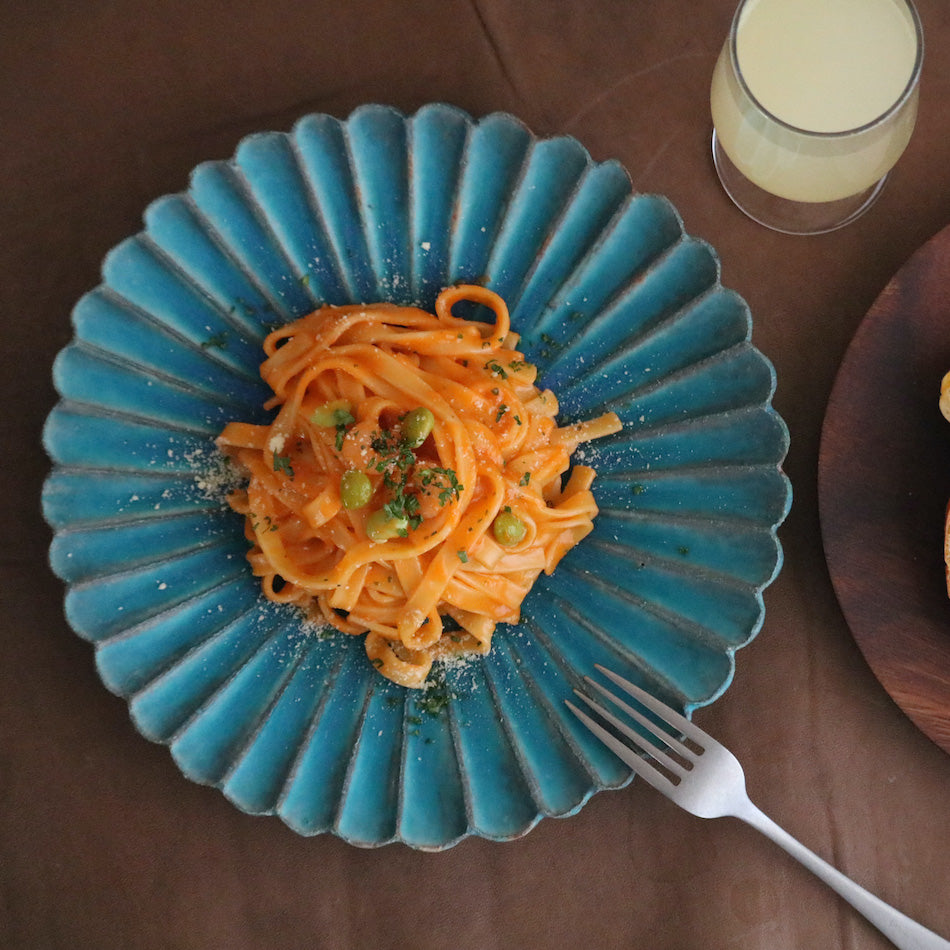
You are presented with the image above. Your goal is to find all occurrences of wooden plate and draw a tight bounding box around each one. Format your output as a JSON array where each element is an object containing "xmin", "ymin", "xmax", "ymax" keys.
[{"xmin": 819, "ymin": 223, "xmax": 950, "ymax": 756}]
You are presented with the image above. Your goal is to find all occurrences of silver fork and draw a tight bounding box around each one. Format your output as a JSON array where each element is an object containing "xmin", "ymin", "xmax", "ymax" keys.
[{"xmin": 567, "ymin": 665, "xmax": 950, "ymax": 950}]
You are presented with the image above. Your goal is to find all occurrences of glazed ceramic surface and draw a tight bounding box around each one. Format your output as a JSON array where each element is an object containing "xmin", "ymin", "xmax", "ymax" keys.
[{"xmin": 43, "ymin": 104, "xmax": 791, "ymax": 849}]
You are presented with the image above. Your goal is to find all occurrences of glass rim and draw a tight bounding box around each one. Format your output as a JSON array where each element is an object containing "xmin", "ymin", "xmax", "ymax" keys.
[{"xmin": 728, "ymin": 0, "xmax": 924, "ymax": 139}]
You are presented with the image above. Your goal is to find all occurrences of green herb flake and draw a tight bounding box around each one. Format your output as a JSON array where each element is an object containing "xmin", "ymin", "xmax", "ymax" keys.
[
  {"xmin": 272, "ymin": 452, "xmax": 294, "ymax": 478},
  {"xmin": 332, "ymin": 408, "xmax": 355, "ymax": 451},
  {"xmin": 415, "ymin": 674, "xmax": 451, "ymax": 718},
  {"xmin": 495, "ymin": 404, "xmax": 509, "ymax": 422},
  {"xmin": 436, "ymin": 470, "xmax": 463, "ymax": 505},
  {"xmin": 457, "ymin": 550, "xmax": 468, "ymax": 563},
  {"xmin": 365, "ymin": 427, "xmax": 462, "ymax": 539},
  {"xmin": 519, "ymin": 471, "xmax": 531, "ymax": 486},
  {"xmin": 419, "ymin": 465, "xmax": 463, "ymax": 505},
  {"xmin": 200, "ymin": 331, "xmax": 229, "ymax": 350}
]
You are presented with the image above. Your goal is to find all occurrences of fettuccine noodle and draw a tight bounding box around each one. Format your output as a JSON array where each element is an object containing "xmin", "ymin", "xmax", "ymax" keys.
[{"xmin": 217, "ymin": 285, "xmax": 621, "ymax": 687}]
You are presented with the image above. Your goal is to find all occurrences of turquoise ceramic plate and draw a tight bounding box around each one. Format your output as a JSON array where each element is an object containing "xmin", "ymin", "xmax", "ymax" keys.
[{"xmin": 42, "ymin": 103, "xmax": 791, "ymax": 849}]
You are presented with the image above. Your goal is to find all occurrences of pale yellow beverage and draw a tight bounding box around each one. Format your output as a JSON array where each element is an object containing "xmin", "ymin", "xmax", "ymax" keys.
[{"xmin": 711, "ymin": 0, "xmax": 921, "ymax": 204}]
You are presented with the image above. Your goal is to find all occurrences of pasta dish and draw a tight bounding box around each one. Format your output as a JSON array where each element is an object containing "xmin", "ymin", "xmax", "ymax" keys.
[{"xmin": 217, "ymin": 285, "xmax": 621, "ymax": 687}]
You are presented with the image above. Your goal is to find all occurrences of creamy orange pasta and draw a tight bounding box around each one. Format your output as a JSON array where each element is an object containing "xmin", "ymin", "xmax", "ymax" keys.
[{"xmin": 217, "ymin": 285, "xmax": 621, "ymax": 688}]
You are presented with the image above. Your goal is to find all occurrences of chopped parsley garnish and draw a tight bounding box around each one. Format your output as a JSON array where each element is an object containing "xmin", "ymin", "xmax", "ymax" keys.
[
  {"xmin": 457, "ymin": 550, "xmax": 468, "ymax": 563},
  {"xmin": 519, "ymin": 471, "xmax": 531, "ymax": 486},
  {"xmin": 272, "ymin": 452, "xmax": 294, "ymax": 478},
  {"xmin": 485, "ymin": 359, "xmax": 508, "ymax": 379},
  {"xmin": 312, "ymin": 403, "xmax": 356, "ymax": 449},
  {"xmin": 435, "ymin": 469, "xmax": 463, "ymax": 505},
  {"xmin": 415, "ymin": 670, "xmax": 452, "ymax": 717},
  {"xmin": 200, "ymin": 331, "xmax": 229, "ymax": 350},
  {"xmin": 495, "ymin": 404, "xmax": 509, "ymax": 422},
  {"xmin": 366, "ymin": 427, "xmax": 463, "ymax": 538},
  {"xmin": 332, "ymin": 407, "xmax": 355, "ymax": 450},
  {"xmin": 384, "ymin": 489, "xmax": 422, "ymax": 534},
  {"xmin": 417, "ymin": 689, "xmax": 450, "ymax": 717},
  {"xmin": 418, "ymin": 465, "xmax": 463, "ymax": 505}
]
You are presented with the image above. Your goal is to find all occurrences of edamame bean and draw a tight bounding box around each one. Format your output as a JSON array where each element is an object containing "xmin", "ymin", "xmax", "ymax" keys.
[
  {"xmin": 492, "ymin": 510, "xmax": 526, "ymax": 546},
  {"xmin": 365, "ymin": 509, "xmax": 409, "ymax": 542},
  {"xmin": 310, "ymin": 400, "xmax": 353, "ymax": 427},
  {"xmin": 340, "ymin": 470, "xmax": 372, "ymax": 509},
  {"xmin": 402, "ymin": 407, "xmax": 435, "ymax": 447}
]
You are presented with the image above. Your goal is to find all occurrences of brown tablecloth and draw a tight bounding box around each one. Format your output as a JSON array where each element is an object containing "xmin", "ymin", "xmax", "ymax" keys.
[{"xmin": 3, "ymin": 2, "xmax": 949, "ymax": 948}]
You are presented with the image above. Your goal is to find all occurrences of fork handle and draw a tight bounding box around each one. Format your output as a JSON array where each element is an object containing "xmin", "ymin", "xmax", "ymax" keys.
[{"xmin": 734, "ymin": 799, "xmax": 950, "ymax": 950}]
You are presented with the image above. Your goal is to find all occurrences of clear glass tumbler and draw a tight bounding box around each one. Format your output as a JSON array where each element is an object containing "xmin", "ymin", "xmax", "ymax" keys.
[{"xmin": 710, "ymin": 0, "xmax": 923, "ymax": 235}]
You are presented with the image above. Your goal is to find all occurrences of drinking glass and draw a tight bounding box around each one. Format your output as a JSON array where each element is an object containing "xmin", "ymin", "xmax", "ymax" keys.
[{"xmin": 710, "ymin": 0, "xmax": 923, "ymax": 235}]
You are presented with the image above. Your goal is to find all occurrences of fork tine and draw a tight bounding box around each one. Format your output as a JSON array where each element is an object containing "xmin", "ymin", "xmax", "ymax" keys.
[
  {"xmin": 594, "ymin": 664, "xmax": 706, "ymax": 746},
  {"xmin": 583, "ymin": 677, "xmax": 695, "ymax": 763},
  {"xmin": 565, "ymin": 700, "xmax": 677, "ymax": 796},
  {"xmin": 572, "ymin": 689, "xmax": 689, "ymax": 778}
]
